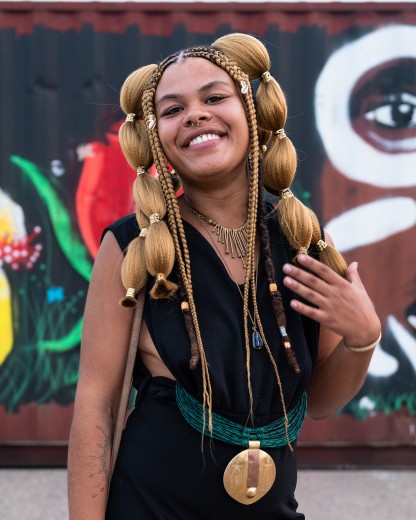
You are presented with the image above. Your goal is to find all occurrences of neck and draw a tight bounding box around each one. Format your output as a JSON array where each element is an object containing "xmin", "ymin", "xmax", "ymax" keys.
[{"xmin": 180, "ymin": 177, "xmax": 249, "ymax": 229}]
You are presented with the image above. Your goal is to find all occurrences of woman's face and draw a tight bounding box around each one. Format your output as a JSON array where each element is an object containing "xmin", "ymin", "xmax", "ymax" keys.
[{"xmin": 155, "ymin": 57, "xmax": 250, "ymax": 188}]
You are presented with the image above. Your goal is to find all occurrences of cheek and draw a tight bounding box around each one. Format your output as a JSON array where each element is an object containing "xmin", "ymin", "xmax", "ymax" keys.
[{"xmin": 156, "ymin": 124, "xmax": 176, "ymax": 159}]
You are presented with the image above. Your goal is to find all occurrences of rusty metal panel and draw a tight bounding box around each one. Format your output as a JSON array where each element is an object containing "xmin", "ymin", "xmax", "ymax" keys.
[{"xmin": 0, "ymin": 2, "xmax": 415, "ymax": 466}]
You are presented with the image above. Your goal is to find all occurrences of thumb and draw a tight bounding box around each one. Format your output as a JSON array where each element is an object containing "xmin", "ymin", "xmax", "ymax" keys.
[{"xmin": 346, "ymin": 261, "xmax": 361, "ymax": 285}]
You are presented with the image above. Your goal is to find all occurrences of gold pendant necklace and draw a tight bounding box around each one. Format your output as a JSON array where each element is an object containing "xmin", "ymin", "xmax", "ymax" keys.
[
  {"xmin": 185, "ymin": 199, "xmax": 248, "ymax": 268},
  {"xmin": 223, "ymin": 440, "xmax": 276, "ymax": 504}
]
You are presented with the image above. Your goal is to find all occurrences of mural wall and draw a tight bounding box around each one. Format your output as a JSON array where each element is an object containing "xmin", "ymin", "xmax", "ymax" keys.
[{"xmin": 0, "ymin": 2, "xmax": 415, "ymax": 459}]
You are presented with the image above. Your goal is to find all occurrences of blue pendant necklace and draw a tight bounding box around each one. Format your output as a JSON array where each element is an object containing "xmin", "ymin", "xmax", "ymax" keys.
[{"xmin": 235, "ymin": 281, "xmax": 264, "ymax": 350}]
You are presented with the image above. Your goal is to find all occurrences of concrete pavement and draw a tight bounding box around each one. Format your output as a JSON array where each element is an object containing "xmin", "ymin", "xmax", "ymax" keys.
[{"xmin": 0, "ymin": 469, "xmax": 414, "ymax": 519}]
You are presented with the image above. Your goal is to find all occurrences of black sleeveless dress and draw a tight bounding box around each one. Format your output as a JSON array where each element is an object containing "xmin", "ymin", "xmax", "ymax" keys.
[{"xmin": 105, "ymin": 209, "xmax": 320, "ymax": 519}]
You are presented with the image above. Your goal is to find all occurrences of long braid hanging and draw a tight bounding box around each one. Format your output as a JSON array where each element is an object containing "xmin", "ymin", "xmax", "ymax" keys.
[
  {"xmin": 142, "ymin": 57, "xmax": 214, "ymax": 433},
  {"xmin": 202, "ymin": 47, "xmax": 260, "ymax": 422},
  {"xmin": 141, "ymin": 46, "xmax": 267, "ymax": 430},
  {"xmin": 257, "ymin": 177, "xmax": 301, "ymax": 374}
]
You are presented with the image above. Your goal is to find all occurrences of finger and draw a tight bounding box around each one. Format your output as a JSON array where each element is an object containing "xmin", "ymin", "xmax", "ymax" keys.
[
  {"xmin": 346, "ymin": 261, "xmax": 362, "ymax": 285},
  {"xmin": 282, "ymin": 261, "xmax": 330, "ymax": 297},
  {"xmin": 283, "ymin": 275, "xmax": 326, "ymax": 308},
  {"xmin": 295, "ymin": 254, "xmax": 344, "ymax": 285},
  {"xmin": 289, "ymin": 298, "xmax": 327, "ymax": 323}
]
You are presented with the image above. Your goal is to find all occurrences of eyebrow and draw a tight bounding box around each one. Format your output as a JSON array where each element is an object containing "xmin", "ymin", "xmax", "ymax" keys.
[{"xmin": 156, "ymin": 80, "xmax": 231, "ymax": 107}]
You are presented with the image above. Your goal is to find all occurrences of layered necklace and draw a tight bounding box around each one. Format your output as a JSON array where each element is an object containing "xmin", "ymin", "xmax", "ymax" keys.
[
  {"xmin": 185, "ymin": 197, "xmax": 263, "ymax": 350},
  {"xmin": 186, "ymin": 199, "xmax": 249, "ymax": 268}
]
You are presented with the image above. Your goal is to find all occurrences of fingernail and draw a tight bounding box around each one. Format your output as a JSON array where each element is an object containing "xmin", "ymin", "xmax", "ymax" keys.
[{"xmin": 283, "ymin": 263, "xmax": 293, "ymax": 274}]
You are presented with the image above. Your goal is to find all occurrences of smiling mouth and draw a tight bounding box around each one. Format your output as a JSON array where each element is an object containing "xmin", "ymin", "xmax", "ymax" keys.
[{"xmin": 188, "ymin": 133, "xmax": 221, "ymax": 147}]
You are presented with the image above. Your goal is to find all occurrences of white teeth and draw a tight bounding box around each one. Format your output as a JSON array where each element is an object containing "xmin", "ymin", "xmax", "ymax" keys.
[{"xmin": 189, "ymin": 133, "xmax": 220, "ymax": 147}]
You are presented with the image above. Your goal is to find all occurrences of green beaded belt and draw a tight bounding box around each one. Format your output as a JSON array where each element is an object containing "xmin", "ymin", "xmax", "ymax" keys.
[{"xmin": 175, "ymin": 384, "xmax": 307, "ymax": 449}]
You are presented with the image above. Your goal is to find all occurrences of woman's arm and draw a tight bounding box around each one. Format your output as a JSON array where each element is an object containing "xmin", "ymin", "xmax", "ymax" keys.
[
  {"xmin": 68, "ymin": 231, "xmax": 135, "ymax": 519},
  {"xmin": 282, "ymin": 234, "xmax": 381, "ymax": 419}
]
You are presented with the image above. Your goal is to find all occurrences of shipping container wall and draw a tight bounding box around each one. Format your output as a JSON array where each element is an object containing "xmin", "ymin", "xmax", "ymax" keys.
[{"xmin": 0, "ymin": 2, "xmax": 415, "ymax": 466}]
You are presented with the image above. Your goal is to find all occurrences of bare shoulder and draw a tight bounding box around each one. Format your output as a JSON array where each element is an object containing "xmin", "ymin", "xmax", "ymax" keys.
[{"xmin": 76, "ymin": 231, "xmax": 136, "ymax": 412}]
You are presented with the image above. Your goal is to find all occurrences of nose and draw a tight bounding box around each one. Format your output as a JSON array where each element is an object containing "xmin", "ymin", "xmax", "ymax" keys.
[{"xmin": 184, "ymin": 106, "xmax": 210, "ymax": 127}]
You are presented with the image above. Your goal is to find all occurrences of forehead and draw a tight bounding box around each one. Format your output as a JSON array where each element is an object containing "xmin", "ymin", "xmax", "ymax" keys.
[{"xmin": 155, "ymin": 57, "xmax": 235, "ymax": 101}]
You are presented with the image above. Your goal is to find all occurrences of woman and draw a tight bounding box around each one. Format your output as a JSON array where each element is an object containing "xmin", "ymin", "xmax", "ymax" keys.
[{"xmin": 68, "ymin": 33, "xmax": 381, "ymax": 519}]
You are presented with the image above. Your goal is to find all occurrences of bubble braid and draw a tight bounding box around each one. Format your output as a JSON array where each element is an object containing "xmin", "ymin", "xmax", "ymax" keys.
[{"xmin": 213, "ymin": 33, "xmax": 348, "ymax": 276}]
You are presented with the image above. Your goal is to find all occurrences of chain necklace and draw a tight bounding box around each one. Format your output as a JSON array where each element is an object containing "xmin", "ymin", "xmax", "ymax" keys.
[
  {"xmin": 185, "ymin": 198, "xmax": 263, "ymax": 350},
  {"xmin": 185, "ymin": 198, "xmax": 249, "ymax": 268}
]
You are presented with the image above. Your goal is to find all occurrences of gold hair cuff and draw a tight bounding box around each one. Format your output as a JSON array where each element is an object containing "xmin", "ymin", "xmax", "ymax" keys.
[
  {"xmin": 275, "ymin": 128, "xmax": 286, "ymax": 139},
  {"xmin": 147, "ymin": 115, "xmax": 156, "ymax": 130},
  {"xmin": 126, "ymin": 287, "xmax": 136, "ymax": 297},
  {"xmin": 181, "ymin": 301, "xmax": 190, "ymax": 311},
  {"xmin": 240, "ymin": 81, "xmax": 249, "ymax": 95},
  {"xmin": 269, "ymin": 283, "xmax": 278, "ymax": 293},
  {"xmin": 149, "ymin": 213, "xmax": 160, "ymax": 224},
  {"xmin": 155, "ymin": 273, "xmax": 166, "ymax": 281},
  {"xmin": 125, "ymin": 113, "xmax": 136, "ymax": 122},
  {"xmin": 344, "ymin": 332, "xmax": 382, "ymax": 353},
  {"xmin": 316, "ymin": 240, "xmax": 327, "ymax": 252},
  {"xmin": 137, "ymin": 166, "xmax": 146, "ymax": 175},
  {"xmin": 261, "ymin": 71, "xmax": 272, "ymax": 83},
  {"xmin": 139, "ymin": 227, "xmax": 148, "ymax": 237},
  {"xmin": 279, "ymin": 188, "xmax": 293, "ymax": 199},
  {"xmin": 296, "ymin": 247, "xmax": 309, "ymax": 255}
]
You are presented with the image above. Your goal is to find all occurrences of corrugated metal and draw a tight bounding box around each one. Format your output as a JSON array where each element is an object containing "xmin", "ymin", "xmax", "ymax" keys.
[{"xmin": 0, "ymin": 2, "xmax": 415, "ymax": 466}]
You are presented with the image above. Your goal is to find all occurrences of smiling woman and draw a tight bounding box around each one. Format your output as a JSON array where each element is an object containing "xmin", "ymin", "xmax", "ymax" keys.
[{"xmin": 68, "ymin": 33, "xmax": 381, "ymax": 520}]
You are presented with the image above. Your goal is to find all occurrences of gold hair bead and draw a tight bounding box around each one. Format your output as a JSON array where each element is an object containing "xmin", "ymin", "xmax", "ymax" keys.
[
  {"xmin": 316, "ymin": 240, "xmax": 327, "ymax": 252},
  {"xmin": 275, "ymin": 128, "xmax": 287, "ymax": 139},
  {"xmin": 181, "ymin": 301, "xmax": 190, "ymax": 311},
  {"xmin": 279, "ymin": 188, "xmax": 293, "ymax": 199},
  {"xmin": 261, "ymin": 145, "xmax": 268, "ymax": 153},
  {"xmin": 139, "ymin": 227, "xmax": 148, "ymax": 237},
  {"xmin": 240, "ymin": 81, "xmax": 249, "ymax": 95},
  {"xmin": 155, "ymin": 273, "xmax": 166, "ymax": 281},
  {"xmin": 136, "ymin": 166, "xmax": 146, "ymax": 175},
  {"xmin": 126, "ymin": 287, "xmax": 135, "ymax": 297},
  {"xmin": 149, "ymin": 213, "xmax": 160, "ymax": 224},
  {"xmin": 344, "ymin": 332, "xmax": 382, "ymax": 353},
  {"xmin": 125, "ymin": 113, "xmax": 136, "ymax": 122},
  {"xmin": 269, "ymin": 283, "xmax": 278, "ymax": 293},
  {"xmin": 261, "ymin": 71, "xmax": 272, "ymax": 83},
  {"xmin": 147, "ymin": 115, "xmax": 156, "ymax": 130}
]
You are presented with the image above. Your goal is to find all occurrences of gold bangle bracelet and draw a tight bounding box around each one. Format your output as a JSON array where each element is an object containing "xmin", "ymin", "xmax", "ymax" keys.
[{"xmin": 344, "ymin": 331, "xmax": 382, "ymax": 353}]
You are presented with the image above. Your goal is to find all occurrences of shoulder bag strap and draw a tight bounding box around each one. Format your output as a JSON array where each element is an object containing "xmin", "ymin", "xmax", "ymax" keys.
[{"xmin": 109, "ymin": 290, "xmax": 145, "ymax": 478}]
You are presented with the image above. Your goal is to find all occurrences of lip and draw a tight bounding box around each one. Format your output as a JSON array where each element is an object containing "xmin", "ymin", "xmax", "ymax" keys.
[{"xmin": 182, "ymin": 127, "xmax": 225, "ymax": 148}]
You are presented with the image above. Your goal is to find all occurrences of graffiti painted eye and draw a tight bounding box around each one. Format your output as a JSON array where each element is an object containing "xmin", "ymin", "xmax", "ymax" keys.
[
  {"xmin": 364, "ymin": 94, "xmax": 416, "ymax": 129},
  {"xmin": 315, "ymin": 25, "xmax": 416, "ymax": 187}
]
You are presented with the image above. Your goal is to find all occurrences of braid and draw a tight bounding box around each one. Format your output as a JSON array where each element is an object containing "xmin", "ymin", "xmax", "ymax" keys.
[
  {"xmin": 309, "ymin": 208, "xmax": 348, "ymax": 278},
  {"xmin": 118, "ymin": 63, "xmax": 178, "ymax": 305},
  {"xmin": 257, "ymin": 175, "xmax": 301, "ymax": 374}
]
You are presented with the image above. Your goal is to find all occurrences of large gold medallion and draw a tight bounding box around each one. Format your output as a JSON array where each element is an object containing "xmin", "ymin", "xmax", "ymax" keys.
[{"xmin": 223, "ymin": 440, "xmax": 276, "ymax": 505}]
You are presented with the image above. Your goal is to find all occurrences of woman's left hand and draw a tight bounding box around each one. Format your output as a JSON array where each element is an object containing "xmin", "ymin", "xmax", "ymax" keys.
[{"xmin": 282, "ymin": 254, "xmax": 381, "ymax": 348}]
